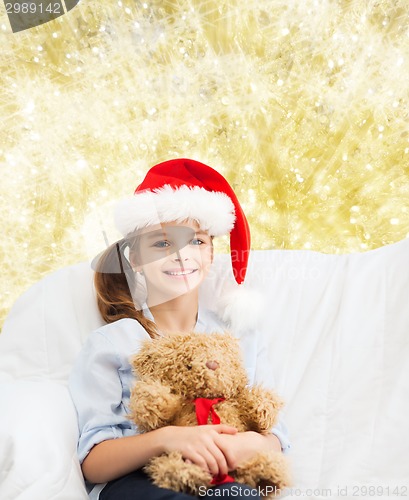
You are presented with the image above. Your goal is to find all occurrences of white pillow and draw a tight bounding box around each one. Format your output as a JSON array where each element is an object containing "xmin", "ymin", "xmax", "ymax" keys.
[
  {"xmin": 0, "ymin": 262, "xmax": 104, "ymax": 383},
  {"xmin": 0, "ymin": 380, "xmax": 88, "ymax": 499}
]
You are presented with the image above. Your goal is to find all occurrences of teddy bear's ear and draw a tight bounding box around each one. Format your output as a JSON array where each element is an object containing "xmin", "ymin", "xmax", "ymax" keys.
[
  {"xmin": 130, "ymin": 336, "xmax": 180, "ymax": 375},
  {"xmin": 209, "ymin": 331, "xmax": 234, "ymax": 341},
  {"xmin": 130, "ymin": 351, "xmax": 148, "ymax": 373},
  {"xmin": 210, "ymin": 331, "xmax": 240, "ymax": 349},
  {"xmin": 130, "ymin": 338, "xmax": 155, "ymax": 373}
]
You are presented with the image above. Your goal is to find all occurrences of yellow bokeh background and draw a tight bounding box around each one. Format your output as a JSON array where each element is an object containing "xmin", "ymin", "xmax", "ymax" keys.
[{"xmin": 1, "ymin": 0, "xmax": 408, "ymax": 329}]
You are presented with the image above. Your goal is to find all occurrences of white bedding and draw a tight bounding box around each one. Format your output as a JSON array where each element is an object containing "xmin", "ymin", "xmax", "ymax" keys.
[{"xmin": 1, "ymin": 239, "xmax": 408, "ymax": 499}]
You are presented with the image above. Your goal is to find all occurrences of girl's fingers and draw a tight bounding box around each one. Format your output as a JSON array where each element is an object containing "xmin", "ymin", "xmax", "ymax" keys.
[
  {"xmin": 212, "ymin": 424, "xmax": 237, "ymax": 435},
  {"xmin": 166, "ymin": 426, "xmax": 236, "ymax": 475},
  {"xmin": 203, "ymin": 450, "xmax": 219, "ymax": 476},
  {"xmin": 217, "ymin": 445, "xmax": 235, "ymax": 471},
  {"xmin": 206, "ymin": 443, "xmax": 229, "ymax": 477},
  {"xmin": 188, "ymin": 451, "xmax": 211, "ymax": 474},
  {"xmin": 185, "ymin": 445, "xmax": 228, "ymax": 477}
]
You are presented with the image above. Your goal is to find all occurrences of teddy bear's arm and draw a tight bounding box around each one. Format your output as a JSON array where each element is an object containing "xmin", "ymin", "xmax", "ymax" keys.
[
  {"xmin": 128, "ymin": 379, "xmax": 183, "ymax": 432},
  {"xmin": 238, "ymin": 385, "xmax": 284, "ymax": 434}
]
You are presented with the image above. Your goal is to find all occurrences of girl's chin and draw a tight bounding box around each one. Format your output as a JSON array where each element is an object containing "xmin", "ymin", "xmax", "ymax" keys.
[
  {"xmin": 147, "ymin": 288, "xmax": 200, "ymax": 306},
  {"xmin": 156, "ymin": 276, "xmax": 202, "ymax": 296}
]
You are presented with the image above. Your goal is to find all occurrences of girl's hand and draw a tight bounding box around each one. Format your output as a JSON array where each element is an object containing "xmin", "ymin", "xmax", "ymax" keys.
[
  {"xmin": 160, "ymin": 425, "xmax": 237, "ymax": 477},
  {"xmin": 216, "ymin": 431, "xmax": 281, "ymax": 471}
]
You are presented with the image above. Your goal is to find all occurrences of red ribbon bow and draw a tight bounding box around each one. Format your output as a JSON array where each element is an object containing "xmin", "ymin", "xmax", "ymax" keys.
[
  {"xmin": 194, "ymin": 397, "xmax": 225, "ymax": 425},
  {"xmin": 193, "ymin": 397, "xmax": 235, "ymax": 486}
]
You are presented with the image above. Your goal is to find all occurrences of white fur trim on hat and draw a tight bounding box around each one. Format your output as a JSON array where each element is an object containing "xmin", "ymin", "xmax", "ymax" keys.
[{"xmin": 114, "ymin": 185, "xmax": 236, "ymax": 237}]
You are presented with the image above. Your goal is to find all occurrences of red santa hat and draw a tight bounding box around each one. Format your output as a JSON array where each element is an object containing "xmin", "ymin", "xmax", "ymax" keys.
[{"xmin": 114, "ymin": 158, "xmax": 251, "ymax": 285}]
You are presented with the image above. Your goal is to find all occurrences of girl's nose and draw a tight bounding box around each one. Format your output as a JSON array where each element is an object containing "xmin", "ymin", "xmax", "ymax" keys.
[
  {"xmin": 173, "ymin": 255, "xmax": 188, "ymax": 262},
  {"xmin": 172, "ymin": 250, "xmax": 191, "ymax": 262},
  {"xmin": 206, "ymin": 360, "xmax": 219, "ymax": 370}
]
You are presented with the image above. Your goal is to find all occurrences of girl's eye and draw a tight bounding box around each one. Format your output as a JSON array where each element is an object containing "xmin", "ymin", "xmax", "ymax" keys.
[
  {"xmin": 152, "ymin": 240, "xmax": 170, "ymax": 248},
  {"xmin": 190, "ymin": 238, "xmax": 204, "ymax": 245}
]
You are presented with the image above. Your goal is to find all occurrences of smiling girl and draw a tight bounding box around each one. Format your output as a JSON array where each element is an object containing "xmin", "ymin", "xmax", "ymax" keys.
[{"xmin": 69, "ymin": 159, "xmax": 290, "ymax": 500}]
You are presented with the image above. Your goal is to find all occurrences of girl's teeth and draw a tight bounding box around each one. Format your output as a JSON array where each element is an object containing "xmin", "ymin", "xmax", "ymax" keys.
[{"xmin": 167, "ymin": 270, "xmax": 194, "ymax": 276}]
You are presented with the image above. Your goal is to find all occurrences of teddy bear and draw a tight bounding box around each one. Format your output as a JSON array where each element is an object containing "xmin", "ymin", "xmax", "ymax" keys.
[{"xmin": 128, "ymin": 331, "xmax": 291, "ymax": 497}]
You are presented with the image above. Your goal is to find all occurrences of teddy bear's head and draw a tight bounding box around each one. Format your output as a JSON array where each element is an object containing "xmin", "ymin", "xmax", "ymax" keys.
[{"xmin": 131, "ymin": 332, "xmax": 249, "ymax": 399}]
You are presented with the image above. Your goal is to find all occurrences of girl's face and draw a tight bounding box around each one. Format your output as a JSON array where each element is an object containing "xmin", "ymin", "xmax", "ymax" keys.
[{"xmin": 130, "ymin": 220, "xmax": 213, "ymax": 305}]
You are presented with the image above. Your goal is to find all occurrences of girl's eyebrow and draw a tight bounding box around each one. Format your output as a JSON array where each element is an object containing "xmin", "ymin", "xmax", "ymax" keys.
[
  {"xmin": 142, "ymin": 228, "xmax": 207, "ymax": 241},
  {"xmin": 145, "ymin": 231, "xmax": 168, "ymax": 240}
]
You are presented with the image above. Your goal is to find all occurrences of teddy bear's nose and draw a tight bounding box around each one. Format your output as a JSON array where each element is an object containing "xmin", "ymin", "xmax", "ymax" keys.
[{"xmin": 206, "ymin": 360, "xmax": 219, "ymax": 370}]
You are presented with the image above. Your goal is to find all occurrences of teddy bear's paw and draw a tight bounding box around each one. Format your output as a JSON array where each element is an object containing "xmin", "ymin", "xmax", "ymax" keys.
[
  {"xmin": 234, "ymin": 451, "xmax": 291, "ymax": 498},
  {"xmin": 241, "ymin": 386, "xmax": 284, "ymax": 433},
  {"xmin": 145, "ymin": 451, "xmax": 212, "ymax": 495}
]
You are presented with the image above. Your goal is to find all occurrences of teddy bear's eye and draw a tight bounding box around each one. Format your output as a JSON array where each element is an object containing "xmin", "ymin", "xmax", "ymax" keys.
[{"xmin": 186, "ymin": 364, "xmax": 192, "ymax": 370}]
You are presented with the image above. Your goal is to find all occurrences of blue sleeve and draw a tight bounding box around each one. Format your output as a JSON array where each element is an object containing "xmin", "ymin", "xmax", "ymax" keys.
[
  {"xmin": 68, "ymin": 332, "xmax": 135, "ymax": 464},
  {"xmin": 269, "ymin": 415, "xmax": 291, "ymax": 454},
  {"xmin": 254, "ymin": 331, "xmax": 292, "ymax": 454}
]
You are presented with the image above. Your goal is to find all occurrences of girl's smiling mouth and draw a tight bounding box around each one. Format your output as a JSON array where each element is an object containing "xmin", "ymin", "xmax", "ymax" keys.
[{"xmin": 163, "ymin": 269, "xmax": 198, "ymax": 277}]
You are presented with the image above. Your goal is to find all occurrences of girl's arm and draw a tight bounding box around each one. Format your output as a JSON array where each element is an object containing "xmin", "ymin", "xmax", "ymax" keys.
[{"xmin": 82, "ymin": 424, "xmax": 238, "ymax": 484}]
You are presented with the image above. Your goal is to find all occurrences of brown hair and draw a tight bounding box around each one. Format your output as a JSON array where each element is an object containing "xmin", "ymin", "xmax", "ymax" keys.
[{"xmin": 93, "ymin": 240, "xmax": 159, "ymax": 339}]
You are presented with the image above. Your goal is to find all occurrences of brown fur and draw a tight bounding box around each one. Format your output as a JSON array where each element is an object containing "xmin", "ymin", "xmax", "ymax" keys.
[{"xmin": 129, "ymin": 332, "xmax": 291, "ymax": 497}]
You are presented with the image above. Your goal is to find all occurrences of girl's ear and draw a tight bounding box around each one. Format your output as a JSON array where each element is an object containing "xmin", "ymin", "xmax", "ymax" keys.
[
  {"xmin": 210, "ymin": 236, "xmax": 214, "ymax": 264},
  {"xmin": 129, "ymin": 247, "xmax": 141, "ymax": 270},
  {"xmin": 130, "ymin": 255, "xmax": 144, "ymax": 274},
  {"xmin": 131, "ymin": 261, "xmax": 144, "ymax": 273},
  {"xmin": 129, "ymin": 255, "xmax": 137, "ymax": 271}
]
